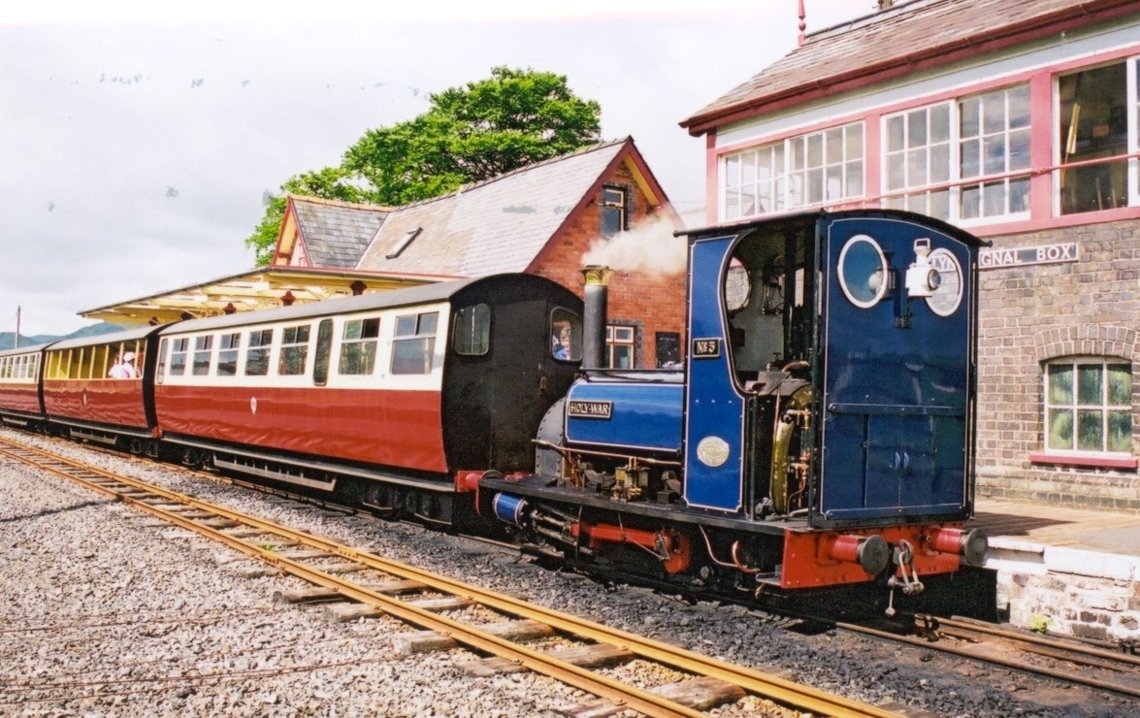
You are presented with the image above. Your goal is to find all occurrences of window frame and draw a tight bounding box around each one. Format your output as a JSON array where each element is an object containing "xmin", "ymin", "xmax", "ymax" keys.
[
  {"xmin": 452, "ymin": 304, "xmax": 491, "ymax": 357},
  {"xmin": 338, "ymin": 315, "xmax": 382, "ymax": 376},
  {"xmin": 169, "ymin": 337, "xmax": 189, "ymax": 376},
  {"xmin": 278, "ymin": 324, "xmax": 311, "ymax": 377},
  {"xmin": 217, "ymin": 332, "xmax": 240, "ymax": 377},
  {"xmin": 1041, "ymin": 357, "xmax": 1134, "ymax": 460},
  {"xmin": 192, "ymin": 335, "xmax": 213, "ymax": 376},
  {"xmin": 1055, "ymin": 58, "xmax": 1134, "ymax": 216},
  {"xmin": 550, "ymin": 307, "xmax": 583, "ymax": 363},
  {"xmin": 606, "ymin": 324, "xmax": 636, "ymax": 369},
  {"xmin": 245, "ymin": 328, "xmax": 273, "ymax": 377},
  {"xmin": 390, "ymin": 311, "xmax": 439, "ymax": 376},
  {"xmin": 600, "ymin": 185, "xmax": 628, "ymax": 237},
  {"xmin": 721, "ymin": 120, "xmax": 864, "ymax": 222},
  {"xmin": 1131, "ymin": 56, "xmax": 1140, "ymax": 208},
  {"xmin": 881, "ymin": 84, "xmax": 1031, "ymax": 226}
]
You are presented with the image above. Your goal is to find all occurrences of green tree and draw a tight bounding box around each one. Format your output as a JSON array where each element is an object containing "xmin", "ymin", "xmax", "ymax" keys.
[{"xmin": 246, "ymin": 67, "xmax": 602, "ymax": 265}]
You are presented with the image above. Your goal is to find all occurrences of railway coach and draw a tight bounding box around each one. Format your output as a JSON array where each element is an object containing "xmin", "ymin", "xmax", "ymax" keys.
[
  {"xmin": 151, "ymin": 273, "xmax": 583, "ymax": 524},
  {"xmin": 0, "ymin": 343, "xmax": 50, "ymax": 429},
  {"xmin": 37, "ymin": 326, "xmax": 165, "ymax": 448}
]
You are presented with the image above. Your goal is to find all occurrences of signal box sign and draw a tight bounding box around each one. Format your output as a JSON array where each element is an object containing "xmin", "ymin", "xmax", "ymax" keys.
[{"xmin": 979, "ymin": 242, "xmax": 1078, "ymax": 270}]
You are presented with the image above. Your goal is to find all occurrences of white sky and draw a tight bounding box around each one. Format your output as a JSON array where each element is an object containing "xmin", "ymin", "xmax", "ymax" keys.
[{"xmin": 1, "ymin": 0, "xmax": 862, "ymax": 336}]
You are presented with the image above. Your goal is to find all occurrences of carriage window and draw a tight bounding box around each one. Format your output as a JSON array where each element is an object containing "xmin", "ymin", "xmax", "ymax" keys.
[
  {"xmin": 550, "ymin": 307, "xmax": 582, "ymax": 362},
  {"xmin": 339, "ymin": 317, "xmax": 381, "ymax": 375},
  {"xmin": 837, "ymin": 235, "xmax": 888, "ymax": 308},
  {"xmin": 392, "ymin": 312, "xmax": 438, "ymax": 375},
  {"xmin": 169, "ymin": 338, "xmax": 189, "ymax": 376},
  {"xmin": 245, "ymin": 329, "xmax": 272, "ymax": 376},
  {"xmin": 156, "ymin": 339, "xmax": 167, "ymax": 382},
  {"xmin": 279, "ymin": 325, "xmax": 311, "ymax": 376},
  {"xmin": 217, "ymin": 333, "xmax": 240, "ymax": 376},
  {"xmin": 453, "ymin": 304, "xmax": 490, "ymax": 356},
  {"xmin": 192, "ymin": 336, "xmax": 213, "ymax": 376}
]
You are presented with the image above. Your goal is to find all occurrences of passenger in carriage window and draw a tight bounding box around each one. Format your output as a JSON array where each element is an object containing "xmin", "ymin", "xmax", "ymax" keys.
[
  {"xmin": 552, "ymin": 322, "xmax": 572, "ymax": 360},
  {"xmin": 109, "ymin": 352, "xmax": 138, "ymax": 379}
]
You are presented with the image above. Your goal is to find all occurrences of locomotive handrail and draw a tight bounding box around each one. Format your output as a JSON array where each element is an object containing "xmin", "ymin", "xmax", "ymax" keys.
[
  {"xmin": 532, "ymin": 438, "xmax": 683, "ymax": 466},
  {"xmin": 826, "ymin": 402, "xmax": 964, "ymax": 416}
]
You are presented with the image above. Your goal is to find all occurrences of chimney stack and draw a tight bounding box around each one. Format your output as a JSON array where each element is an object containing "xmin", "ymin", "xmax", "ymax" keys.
[{"xmin": 580, "ymin": 266, "xmax": 612, "ymax": 370}]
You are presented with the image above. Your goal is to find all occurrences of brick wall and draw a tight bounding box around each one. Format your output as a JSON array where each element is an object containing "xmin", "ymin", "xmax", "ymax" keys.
[
  {"xmin": 976, "ymin": 218, "xmax": 1140, "ymax": 513},
  {"xmin": 531, "ymin": 162, "xmax": 687, "ymax": 368}
]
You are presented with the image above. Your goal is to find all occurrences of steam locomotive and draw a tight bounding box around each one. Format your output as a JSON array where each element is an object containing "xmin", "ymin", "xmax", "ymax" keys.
[{"xmin": 0, "ymin": 209, "xmax": 990, "ymax": 614}]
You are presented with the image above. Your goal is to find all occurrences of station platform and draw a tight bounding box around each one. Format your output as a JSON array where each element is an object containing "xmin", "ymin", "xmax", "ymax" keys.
[{"xmin": 967, "ymin": 498, "xmax": 1140, "ymax": 643}]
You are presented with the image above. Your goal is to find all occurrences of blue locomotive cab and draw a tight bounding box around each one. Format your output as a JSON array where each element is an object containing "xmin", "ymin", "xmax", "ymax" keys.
[{"xmin": 686, "ymin": 210, "xmax": 984, "ymax": 529}]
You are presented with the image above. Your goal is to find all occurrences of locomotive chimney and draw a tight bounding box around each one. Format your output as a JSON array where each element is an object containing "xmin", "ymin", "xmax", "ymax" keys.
[{"xmin": 580, "ymin": 265, "xmax": 612, "ymax": 370}]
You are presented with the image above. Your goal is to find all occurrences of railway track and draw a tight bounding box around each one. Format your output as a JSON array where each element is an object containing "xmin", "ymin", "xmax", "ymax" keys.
[
  {"xmin": 0, "ymin": 436, "xmax": 899, "ymax": 718},
  {"xmin": 829, "ymin": 608, "xmax": 1140, "ymax": 701}
]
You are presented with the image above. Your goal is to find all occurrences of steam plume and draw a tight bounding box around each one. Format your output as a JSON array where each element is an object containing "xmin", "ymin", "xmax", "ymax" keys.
[{"xmin": 581, "ymin": 214, "xmax": 686, "ymax": 275}]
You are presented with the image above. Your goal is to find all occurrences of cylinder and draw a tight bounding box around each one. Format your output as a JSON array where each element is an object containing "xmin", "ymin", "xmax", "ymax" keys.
[
  {"xmin": 581, "ymin": 265, "xmax": 612, "ymax": 370},
  {"xmin": 492, "ymin": 493, "xmax": 530, "ymax": 528}
]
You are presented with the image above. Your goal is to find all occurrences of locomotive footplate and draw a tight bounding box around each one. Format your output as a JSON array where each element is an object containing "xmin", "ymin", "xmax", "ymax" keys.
[{"xmin": 478, "ymin": 473, "xmax": 802, "ymax": 537}]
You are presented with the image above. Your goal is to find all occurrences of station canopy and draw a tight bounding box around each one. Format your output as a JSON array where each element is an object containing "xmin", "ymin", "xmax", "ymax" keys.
[{"xmin": 79, "ymin": 266, "xmax": 457, "ymax": 327}]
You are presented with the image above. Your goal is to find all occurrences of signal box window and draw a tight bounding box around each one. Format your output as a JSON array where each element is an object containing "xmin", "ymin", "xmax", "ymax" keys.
[
  {"xmin": 279, "ymin": 325, "xmax": 311, "ymax": 376},
  {"xmin": 245, "ymin": 329, "xmax": 272, "ymax": 376},
  {"xmin": 453, "ymin": 304, "xmax": 491, "ymax": 356},
  {"xmin": 884, "ymin": 103, "xmax": 953, "ymax": 219},
  {"xmin": 340, "ymin": 317, "xmax": 381, "ymax": 375},
  {"xmin": 1045, "ymin": 359, "xmax": 1132, "ymax": 454},
  {"xmin": 169, "ymin": 338, "xmax": 189, "ymax": 376},
  {"xmin": 1059, "ymin": 62, "xmax": 1128, "ymax": 214},
  {"xmin": 192, "ymin": 336, "xmax": 213, "ymax": 376},
  {"xmin": 217, "ymin": 333, "xmax": 240, "ymax": 376},
  {"xmin": 392, "ymin": 312, "xmax": 438, "ymax": 375},
  {"xmin": 882, "ymin": 85, "xmax": 1029, "ymax": 223},
  {"xmin": 958, "ymin": 85, "xmax": 1031, "ymax": 219},
  {"xmin": 724, "ymin": 122, "xmax": 863, "ymax": 221}
]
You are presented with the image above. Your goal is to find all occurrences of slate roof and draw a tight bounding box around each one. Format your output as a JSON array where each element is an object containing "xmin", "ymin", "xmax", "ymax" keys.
[
  {"xmin": 291, "ymin": 197, "xmax": 391, "ymax": 268},
  {"xmin": 355, "ymin": 138, "xmax": 631, "ymax": 275},
  {"xmin": 681, "ymin": 0, "xmax": 1136, "ymax": 134}
]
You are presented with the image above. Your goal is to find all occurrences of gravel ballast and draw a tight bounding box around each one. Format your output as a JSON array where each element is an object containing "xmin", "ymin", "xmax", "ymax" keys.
[{"xmin": 0, "ymin": 428, "xmax": 1132, "ymax": 717}]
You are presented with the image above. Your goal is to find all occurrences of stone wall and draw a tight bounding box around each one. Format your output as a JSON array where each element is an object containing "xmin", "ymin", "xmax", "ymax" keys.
[
  {"xmin": 991, "ymin": 541, "xmax": 1140, "ymax": 643},
  {"xmin": 975, "ymin": 218, "xmax": 1140, "ymax": 513}
]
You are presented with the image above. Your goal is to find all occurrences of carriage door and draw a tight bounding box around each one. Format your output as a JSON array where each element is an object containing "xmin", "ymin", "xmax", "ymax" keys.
[{"xmin": 816, "ymin": 217, "xmax": 973, "ymax": 527}]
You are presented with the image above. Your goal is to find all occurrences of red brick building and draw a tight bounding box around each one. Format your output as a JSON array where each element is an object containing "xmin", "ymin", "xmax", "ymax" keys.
[
  {"xmin": 681, "ymin": 0, "xmax": 1140, "ymax": 512},
  {"xmin": 273, "ymin": 138, "xmax": 686, "ymax": 368}
]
